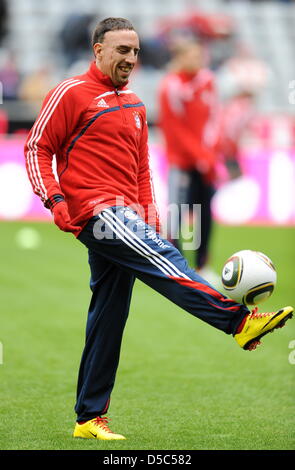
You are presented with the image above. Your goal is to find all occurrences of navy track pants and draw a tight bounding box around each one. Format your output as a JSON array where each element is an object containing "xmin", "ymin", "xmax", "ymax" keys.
[
  {"xmin": 168, "ymin": 167, "xmax": 215, "ymax": 269},
  {"xmin": 75, "ymin": 206, "xmax": 249, "ymax": 421}
]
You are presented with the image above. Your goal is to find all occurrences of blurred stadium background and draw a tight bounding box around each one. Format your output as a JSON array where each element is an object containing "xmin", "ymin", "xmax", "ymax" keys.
[
  {"xmin": 0, "ymin": 0, "xmax": 295, "ymax": 223},
  {"xmin": 0, "ymin": 0, "xmax": 295, "ymax": 451}
]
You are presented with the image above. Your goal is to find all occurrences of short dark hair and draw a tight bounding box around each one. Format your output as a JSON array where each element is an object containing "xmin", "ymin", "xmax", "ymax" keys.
[{"xmin": 92, "ymin": 17, "xmax": 135, "ymax": 45}]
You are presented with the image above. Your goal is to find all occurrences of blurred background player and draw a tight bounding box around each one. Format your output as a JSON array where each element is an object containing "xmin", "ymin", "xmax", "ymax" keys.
[{"xmin": 157, "ymin": 38, "xmax": 220, "ymax": 285}]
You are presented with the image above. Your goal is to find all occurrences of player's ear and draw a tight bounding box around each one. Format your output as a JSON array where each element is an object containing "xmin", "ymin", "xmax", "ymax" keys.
[{"xmin": 93, "ymin": 42, "xmax": 103, "ymax": 60}]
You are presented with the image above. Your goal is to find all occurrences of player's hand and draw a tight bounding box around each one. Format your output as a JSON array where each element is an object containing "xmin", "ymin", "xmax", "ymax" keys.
[
  {"xmin": 195, "ymin": 148, "xmax": 217, "ymax": 184},
  {"xmin": 52, "ymin": 201, "xmax": 81, "ymax": 233}
]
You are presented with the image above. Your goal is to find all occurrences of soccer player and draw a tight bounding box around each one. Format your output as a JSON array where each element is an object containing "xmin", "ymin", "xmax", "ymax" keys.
[
  {"xmin": 24, "ymin": 17, "xmax": 293, "ymax": 440},
  {"xmin": 158, "ymin": 38, "xmax": 219, "ymax": 279}
]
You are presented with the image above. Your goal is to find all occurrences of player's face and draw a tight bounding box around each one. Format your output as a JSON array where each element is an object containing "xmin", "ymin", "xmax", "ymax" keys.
[
  {"xmin": 181, "ymin": 44, "xmax": 203, "ymax": 73},
  {"xmin": 94, "ymin": 29, "xmax": 140, "ymax": 86}
]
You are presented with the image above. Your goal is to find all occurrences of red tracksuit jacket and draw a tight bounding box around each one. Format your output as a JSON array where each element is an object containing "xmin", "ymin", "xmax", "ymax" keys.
[
  {"xmin": 157, "ymin": 68, "xmax": 220, "ymax": 183},
  {"xmin": 24, "ymin": 61, "xmax": 159, "ymax": 235}
]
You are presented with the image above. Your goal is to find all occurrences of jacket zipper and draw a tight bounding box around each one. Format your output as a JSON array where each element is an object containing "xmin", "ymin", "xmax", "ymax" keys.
[{"xmin": 115, "ymin": 88, "xmax": 127, "ymax": 125}]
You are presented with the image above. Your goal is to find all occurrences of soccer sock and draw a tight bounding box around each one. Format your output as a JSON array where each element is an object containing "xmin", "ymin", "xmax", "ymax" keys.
[
  {"xmin": 77, "ymin": 415, "xmax": 102, "ymax": 424},
  {"xmin": 235, "ymin": 314, "xmax": 249, "ymax": 334}
]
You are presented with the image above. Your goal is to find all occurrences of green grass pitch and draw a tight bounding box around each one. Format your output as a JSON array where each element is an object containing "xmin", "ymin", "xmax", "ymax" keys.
[{"xmin": 0, "ymin": 220, "xmax": 294, "ymax": 450}]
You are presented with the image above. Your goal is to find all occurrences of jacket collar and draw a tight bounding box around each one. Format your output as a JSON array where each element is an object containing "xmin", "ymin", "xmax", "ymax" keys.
[
  {"xmin": 87, "ymin": 61, "xmax": 128, "ymax": 90},
  {"xmin": 176, "ymin": 70, "xmax": 198, "ymax": 82}
]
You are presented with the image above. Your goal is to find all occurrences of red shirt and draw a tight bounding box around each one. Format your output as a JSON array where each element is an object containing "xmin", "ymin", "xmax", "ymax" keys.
[
  {"xmin": 218, "ymin": 95, "xmax": 255, "ymax": 158},
  {"xmin": 24, "ymin": 61, "xmax": 159, "ymax": 234},
  {"xmin": 158, "ymin": 68, "xmax": 220, "ymax": 182}
]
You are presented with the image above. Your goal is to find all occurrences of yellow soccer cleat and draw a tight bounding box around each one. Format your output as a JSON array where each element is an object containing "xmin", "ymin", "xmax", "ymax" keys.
[
  {"xmin": 73, "ymin": 416, "xmax": 126, "ymax": 440},
  {"xmin": 235, "ymin": 306, "xmax": 293, "ymax": 351}
]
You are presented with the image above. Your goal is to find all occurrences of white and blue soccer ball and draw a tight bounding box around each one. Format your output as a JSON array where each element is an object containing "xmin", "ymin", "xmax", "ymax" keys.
[{"xmin": 221, "ymin": 250, "xmax": 277, "ymax": 305}]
